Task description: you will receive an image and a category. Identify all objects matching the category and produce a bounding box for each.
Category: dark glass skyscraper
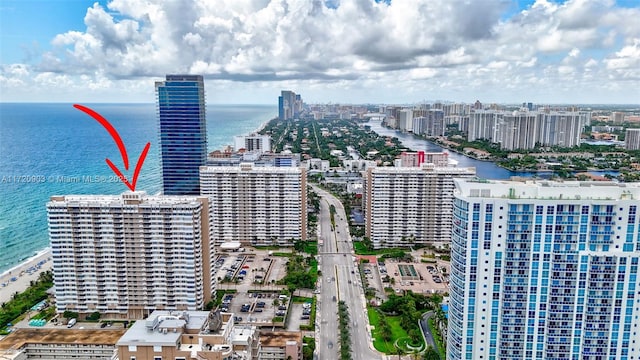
[156,75,207,195]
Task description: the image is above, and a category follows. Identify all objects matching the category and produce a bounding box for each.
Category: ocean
[0,103,276,274]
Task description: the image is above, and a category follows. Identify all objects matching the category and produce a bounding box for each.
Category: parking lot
[212,248,302,327]
[213,251,289,291]
[286,301,312,331]
[383,259,449,294]
[358,250,451,297]
[221,291,290,326]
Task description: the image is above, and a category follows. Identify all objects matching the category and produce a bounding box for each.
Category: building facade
[278,90,299,120]
[626,128,640,150]
[363,164,476,249]
[156,74,207,195]
[258,331,302,360]
[200,164,307,246]
[398,151,449,168]
[449,179,640,360]
[467,110,587,150]
[234,134,272,154]
[47,192,213,319]
[0,328,125,360]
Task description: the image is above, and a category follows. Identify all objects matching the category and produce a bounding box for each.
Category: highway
[312,185,382,360]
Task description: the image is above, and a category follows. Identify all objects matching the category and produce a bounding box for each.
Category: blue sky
[1,0,639,104]
[1,0,94,63]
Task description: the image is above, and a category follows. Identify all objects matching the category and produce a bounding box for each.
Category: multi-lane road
[312,185,382,360]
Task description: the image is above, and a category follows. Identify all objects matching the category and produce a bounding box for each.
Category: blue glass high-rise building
[156,75,207,195]
[449,178,640,360]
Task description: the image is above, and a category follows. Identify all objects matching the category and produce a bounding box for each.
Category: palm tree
[423,346,440,360]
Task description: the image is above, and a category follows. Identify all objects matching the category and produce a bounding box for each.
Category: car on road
[301,315,310,320]
[328,341,333,349]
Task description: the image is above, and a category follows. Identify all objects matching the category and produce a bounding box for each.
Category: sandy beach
[0,249,52,305]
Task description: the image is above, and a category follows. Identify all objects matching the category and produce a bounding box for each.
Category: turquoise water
[0,103,276,273]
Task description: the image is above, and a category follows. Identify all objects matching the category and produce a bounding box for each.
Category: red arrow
[73,104,150,192]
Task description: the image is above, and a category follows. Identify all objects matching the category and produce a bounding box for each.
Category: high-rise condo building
[278,90,298,120]
[200,164,307,246]
[398,151,449,168]
[47,192,213,319]
[626,128,640,150]
[234,133,272,153]
[449,179,640,360]
[363,164,476,249]
[156,74,207,195]
[467,110,588,150]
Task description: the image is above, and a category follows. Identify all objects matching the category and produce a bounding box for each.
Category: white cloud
[1,0,639,103]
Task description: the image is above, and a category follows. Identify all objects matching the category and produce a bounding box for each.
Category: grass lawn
[291,296,312,303]
[368,307,414,354]
[428,317,446,359]
[272,252,293,257]
[308,258,318,283]
[354,242,407,256]
[253,246,283,250]
[303,241,318,255]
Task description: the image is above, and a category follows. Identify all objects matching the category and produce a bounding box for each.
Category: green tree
[423,346,441,360]
[86,311,101,321]
[63,310,79,320]
[362,237,373,251]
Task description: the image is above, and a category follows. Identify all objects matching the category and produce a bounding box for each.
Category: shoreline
[254,117,275,134]
[0,248,52,305]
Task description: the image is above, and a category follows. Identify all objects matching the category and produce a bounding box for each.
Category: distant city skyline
[1,0,639,104]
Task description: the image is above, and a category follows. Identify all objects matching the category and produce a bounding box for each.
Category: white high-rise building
[467,110,587,150]
[234,134,271,153]
[47,192,213,319]
[468,110,501,142]
[200,164,307,246]
[626,128,640,150]
[363,164,476,249]
[449,179,640,360]
[398,109,414,132]
[498,111,539,150]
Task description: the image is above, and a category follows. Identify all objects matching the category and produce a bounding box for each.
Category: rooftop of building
[200,163,304,174]
[454,178,640,200]
[0,328,126,350]
[48,191,205,207]
[370,163,476,174]
[117,310,229,347]
[229,325,258,346]
[258,331,301,348]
